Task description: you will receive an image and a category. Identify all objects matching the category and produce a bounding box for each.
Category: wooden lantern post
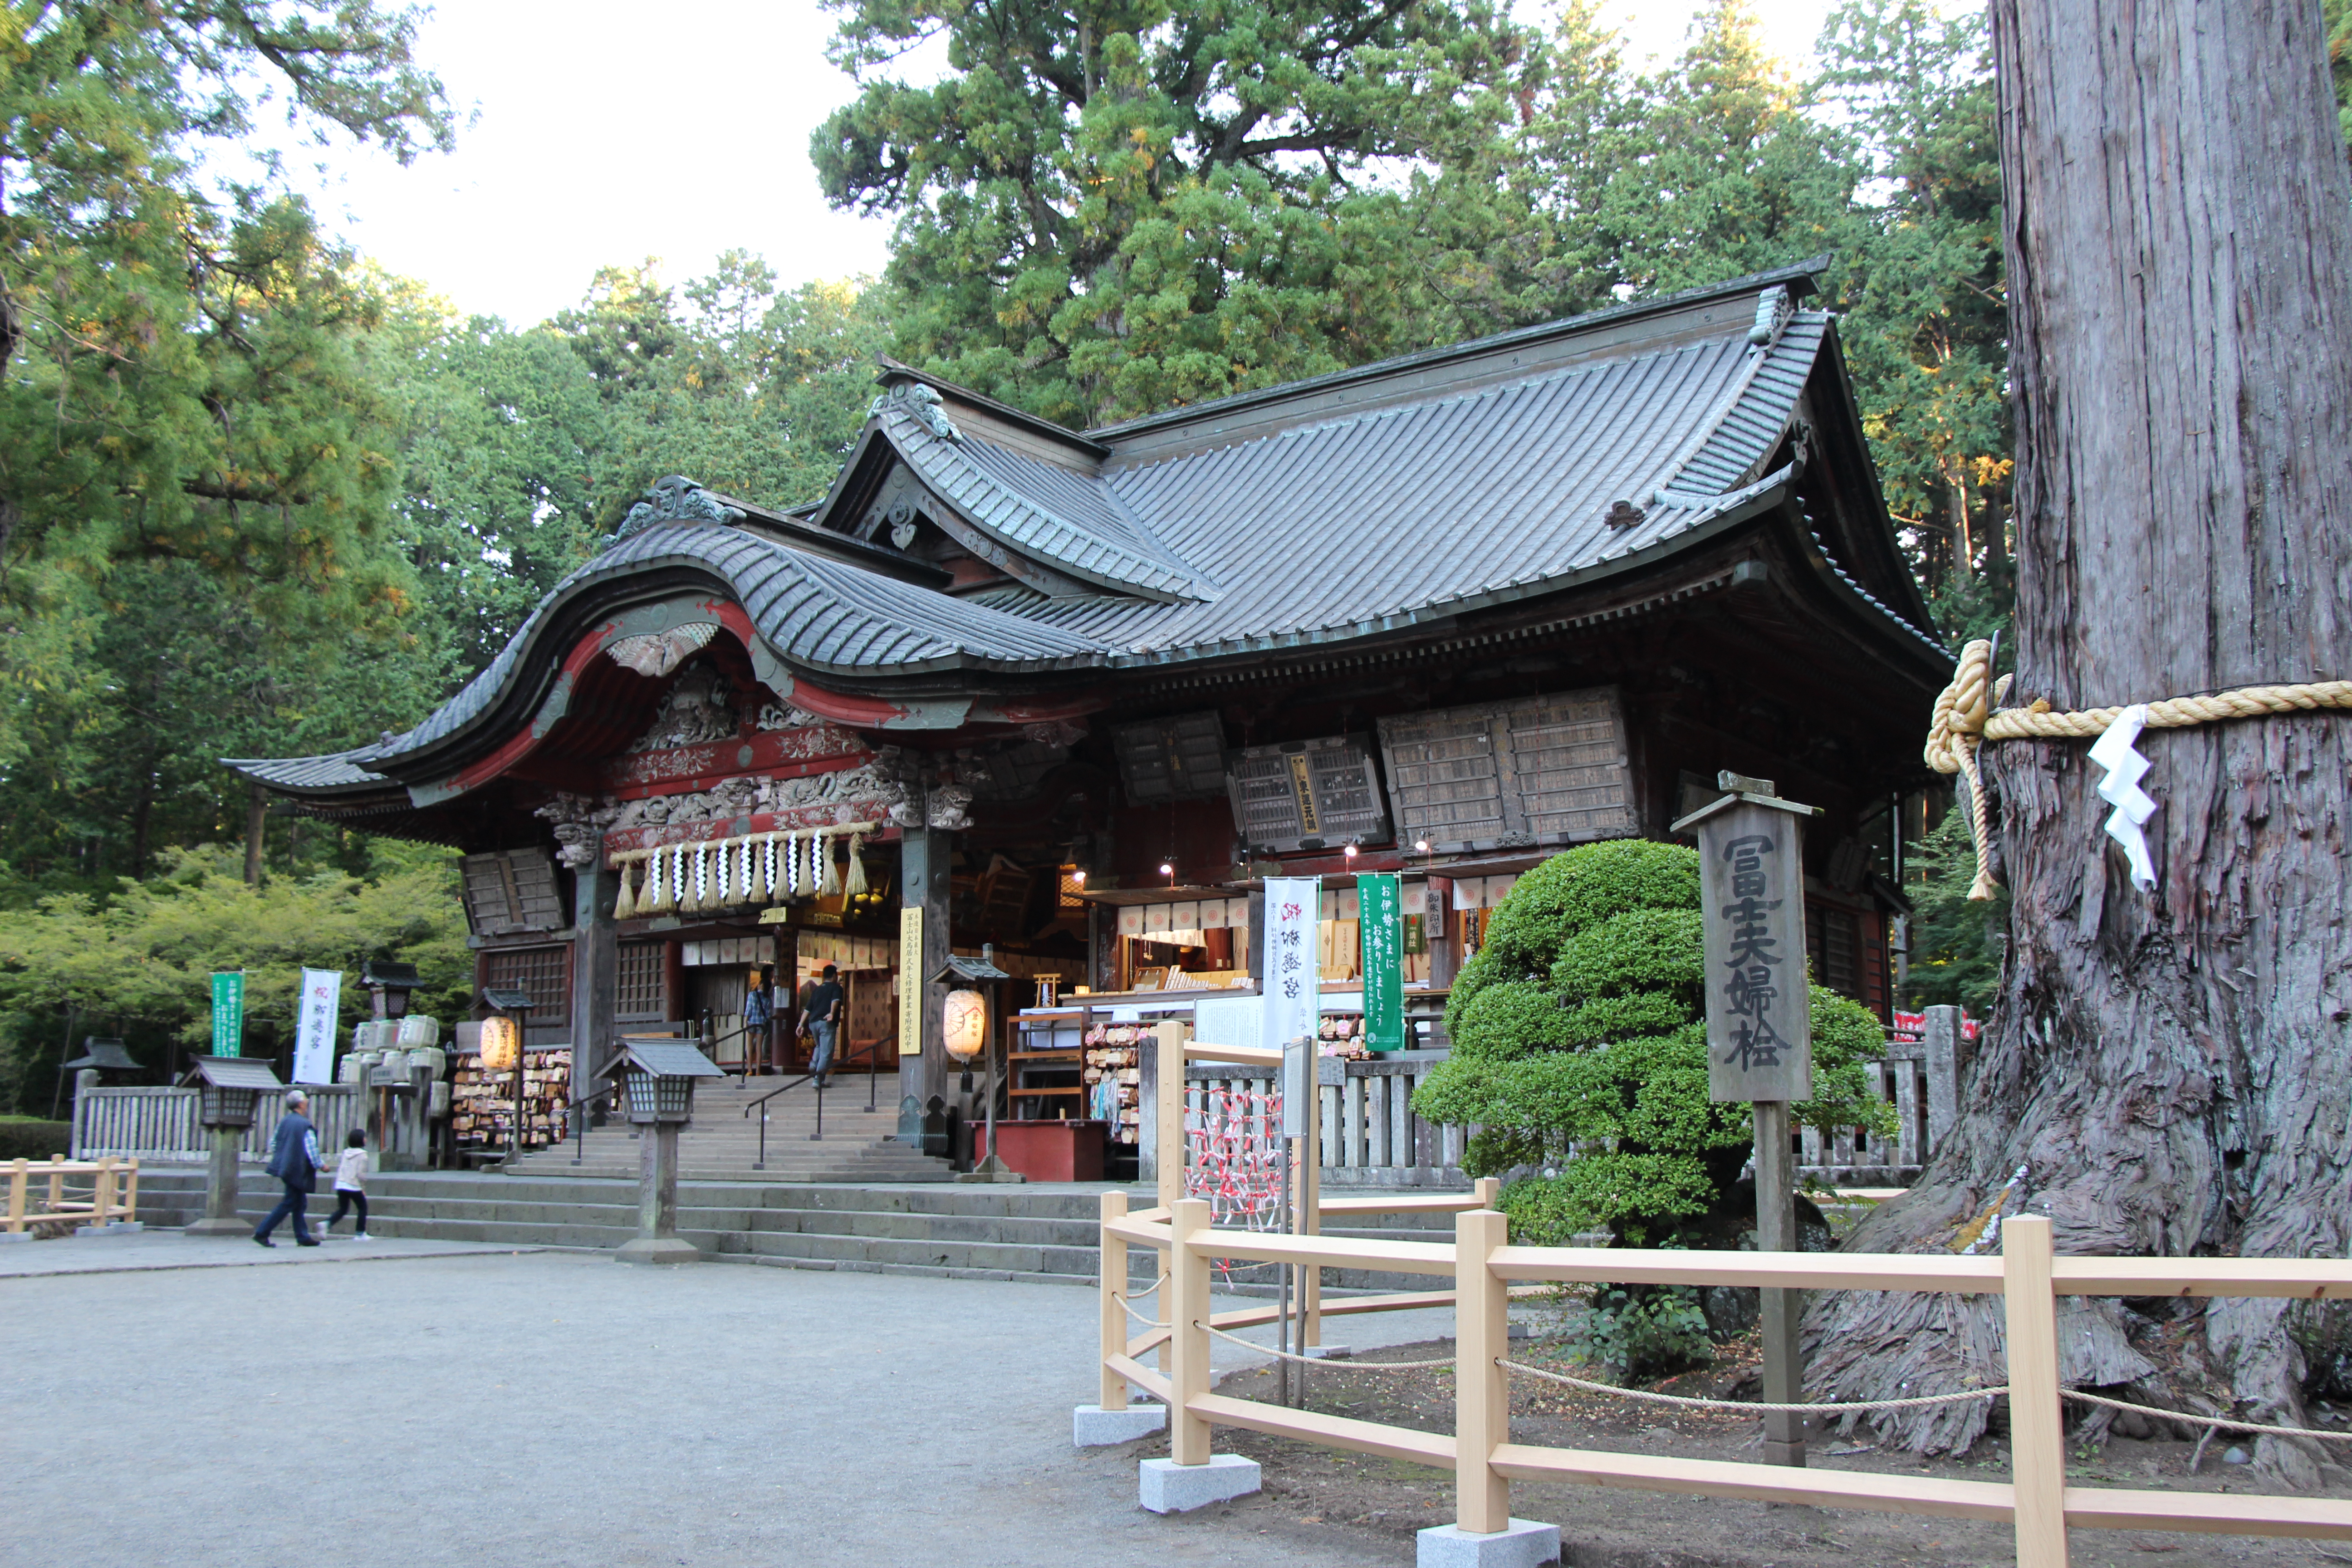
[1673,772,1817,1468]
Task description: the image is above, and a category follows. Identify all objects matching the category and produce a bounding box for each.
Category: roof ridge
[1083,254,1833,444]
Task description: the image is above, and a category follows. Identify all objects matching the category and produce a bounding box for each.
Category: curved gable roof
[874,400,1211,602]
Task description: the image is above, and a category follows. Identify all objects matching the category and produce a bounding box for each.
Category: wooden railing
[1095,1200,2352,1563]
[5,1156,139,1234]
[74,1084,365,1163]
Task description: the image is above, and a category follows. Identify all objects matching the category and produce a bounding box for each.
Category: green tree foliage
[812,0,1555,427]
[0,2,452,687]
[0,843,470,1111]
[548,256,893,532]
[1814,0,2009,635]
[1898,805,2003,1016]
[1412,842,1892,1244]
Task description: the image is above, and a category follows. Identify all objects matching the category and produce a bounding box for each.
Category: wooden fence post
[1170,1196,1213,1465]
[1156,1021,1186,1212]
[1475,1175,1500,1209]
[1100,1189,1130,1411]
[93,1157,115,1227]
[2003,1214,2068,1567]
[121,1158,138,1226]
[1455,1207,1511,1533]
[5,1158,25,1234]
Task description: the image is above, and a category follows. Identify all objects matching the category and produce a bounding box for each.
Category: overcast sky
[271,0,1842,328]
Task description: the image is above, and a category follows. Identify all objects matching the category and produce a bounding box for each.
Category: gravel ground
[0,1243,1449,1568]
[1190,1336,2352,1568]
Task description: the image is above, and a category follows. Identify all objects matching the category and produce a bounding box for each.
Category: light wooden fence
[5,1156,139,1233]
[73,1084,364,1163]
[1096,1201,2352,1565]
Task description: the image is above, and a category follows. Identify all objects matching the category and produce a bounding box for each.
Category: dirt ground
[1139,1333,2352,1568]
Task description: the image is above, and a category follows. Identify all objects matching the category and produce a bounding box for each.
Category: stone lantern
[178,1055,284,1236]
[601,1040,722,1264]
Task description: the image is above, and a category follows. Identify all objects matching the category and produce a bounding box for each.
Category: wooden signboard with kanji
[1681,791,1816,1103]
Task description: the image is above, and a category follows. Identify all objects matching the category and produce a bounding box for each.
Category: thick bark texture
[1807,0,2352,1486]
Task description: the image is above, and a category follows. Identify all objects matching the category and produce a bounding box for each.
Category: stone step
[118,1168,1460,1291]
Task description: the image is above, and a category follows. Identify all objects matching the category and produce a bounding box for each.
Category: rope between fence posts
[1497,1358,2007,1415]
[2060,1389,2352,1442]
[1197,1320,1457,1371]
[1122,1295,1169,1329]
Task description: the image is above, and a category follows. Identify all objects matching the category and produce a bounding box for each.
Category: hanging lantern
[943,989,989,1062]
[479,1014,522,1073]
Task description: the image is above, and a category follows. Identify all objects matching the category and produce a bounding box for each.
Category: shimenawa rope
[1922,639,2352,899]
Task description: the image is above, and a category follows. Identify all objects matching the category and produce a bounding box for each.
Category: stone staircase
[121,1165,1465,1290]
[508,1072,953,1183]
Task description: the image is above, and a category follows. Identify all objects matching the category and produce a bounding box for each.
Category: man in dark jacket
[254,1090,322,1247]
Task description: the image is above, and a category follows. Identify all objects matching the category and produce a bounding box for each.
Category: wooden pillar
[900,824,954,1110]
[1754,1098,1807,1466]
[1169,1196,1213,1465]
[1455,1207,1511,1532]
[2003,1215,2067,1566]
[571,862,618,1115]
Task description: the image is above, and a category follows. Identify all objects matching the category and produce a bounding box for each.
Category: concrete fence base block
[0,1231,31,1244]
[1138,1455,1261,1514]
[1074,1403,1166,1447]
[74,1221,144,1237]
[1416,1519,1562,1568]
[614,1236,701,1266]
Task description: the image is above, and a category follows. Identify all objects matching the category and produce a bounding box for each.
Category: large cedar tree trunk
[1807,0,2352,1486]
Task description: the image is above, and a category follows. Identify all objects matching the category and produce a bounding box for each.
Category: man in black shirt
[804,964,845,1088]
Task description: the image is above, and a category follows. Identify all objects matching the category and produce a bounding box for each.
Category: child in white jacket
[320,1128,371,1240]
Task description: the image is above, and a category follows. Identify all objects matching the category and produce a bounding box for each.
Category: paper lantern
[943,989,988,1061]
[479,1014,521,1073]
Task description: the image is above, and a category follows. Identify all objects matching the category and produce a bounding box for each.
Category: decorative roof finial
[870,380,962,443]
[610,476,745,546]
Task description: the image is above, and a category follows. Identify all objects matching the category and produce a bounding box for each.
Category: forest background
[0,0,2304,1110]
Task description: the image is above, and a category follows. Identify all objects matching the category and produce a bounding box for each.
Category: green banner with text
[1357,872,1405,1052]
[210,971,245,1058]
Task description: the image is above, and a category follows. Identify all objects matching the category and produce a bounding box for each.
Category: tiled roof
[881,404,1209,601]
[234,265,1945,798]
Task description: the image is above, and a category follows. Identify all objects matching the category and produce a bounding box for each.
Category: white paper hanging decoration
[761,833,778,900]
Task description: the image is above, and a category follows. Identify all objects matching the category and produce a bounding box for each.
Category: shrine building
[229,258,1948,1171]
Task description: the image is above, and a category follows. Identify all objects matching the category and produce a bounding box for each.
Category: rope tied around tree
[1922,638,2352,899]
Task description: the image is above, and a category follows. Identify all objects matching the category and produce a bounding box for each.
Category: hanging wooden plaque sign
[1377,688,1635,853]
[1675,789,1817,1102]
[1225,734,1389,853]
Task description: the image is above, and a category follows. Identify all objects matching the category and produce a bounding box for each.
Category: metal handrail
[740,1038,883,1168]
[567,1082,619,1166]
